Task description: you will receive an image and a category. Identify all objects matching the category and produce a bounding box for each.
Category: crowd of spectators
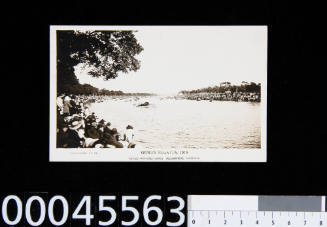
[56,94,136,148]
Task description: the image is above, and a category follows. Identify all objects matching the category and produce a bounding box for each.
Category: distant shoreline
[82,94,261,103]
[176,92,260,102]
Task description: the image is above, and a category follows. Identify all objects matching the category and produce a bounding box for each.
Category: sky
[75,26,267,95]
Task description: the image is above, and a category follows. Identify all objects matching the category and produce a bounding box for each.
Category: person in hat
[98,119,106,128]
[57,122,69,148]
[71,115,82,123]
[85,113,96,133]
[69,96,78,115]
[86,113,96,123]
[66,120,84,148]
[91,125,109,148]
[57,121,81,148]
[86,121,101,139]
[56,95,64,112]
[63,96,72,116]
[97,124,105,140]
[100,128,124,148]
[103,122,113,134]
[111,128,120,141]
[124,125,136,148]
[84,106,90,117]
[57,110,66,129]
[69,120,83,131]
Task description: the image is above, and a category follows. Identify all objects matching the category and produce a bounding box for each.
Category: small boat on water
[137,101,150,107]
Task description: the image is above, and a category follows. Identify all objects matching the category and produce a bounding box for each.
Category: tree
[180,82,261,94]
[57,30,144,94]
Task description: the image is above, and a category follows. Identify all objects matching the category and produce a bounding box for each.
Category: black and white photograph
[3,2,327,227]
[50,26,267,162]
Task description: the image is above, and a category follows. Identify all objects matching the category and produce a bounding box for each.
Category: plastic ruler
[187,195,327,227]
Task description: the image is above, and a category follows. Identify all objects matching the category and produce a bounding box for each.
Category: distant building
[220,82,231,87]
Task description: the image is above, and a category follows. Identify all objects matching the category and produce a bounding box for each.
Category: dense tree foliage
[57,30,143,94]
[180,82,261,94]
[65,83,152,96]
[65,83,153,96]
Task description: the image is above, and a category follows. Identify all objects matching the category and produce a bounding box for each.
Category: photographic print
[50,26,267,162]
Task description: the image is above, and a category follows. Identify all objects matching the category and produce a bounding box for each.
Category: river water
[88,96,261,149]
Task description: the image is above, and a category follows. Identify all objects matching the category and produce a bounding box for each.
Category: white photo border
[49,25,267,162]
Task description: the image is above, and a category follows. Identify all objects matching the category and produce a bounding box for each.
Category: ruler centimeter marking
[188,195,327,226]
[188,210,327,226]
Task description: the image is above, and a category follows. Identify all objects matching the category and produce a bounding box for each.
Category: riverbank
[56,94,137,148]
[178,91,260,102]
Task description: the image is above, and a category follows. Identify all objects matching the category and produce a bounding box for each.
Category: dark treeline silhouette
[180,82,261,94]
[60,83,153,96]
